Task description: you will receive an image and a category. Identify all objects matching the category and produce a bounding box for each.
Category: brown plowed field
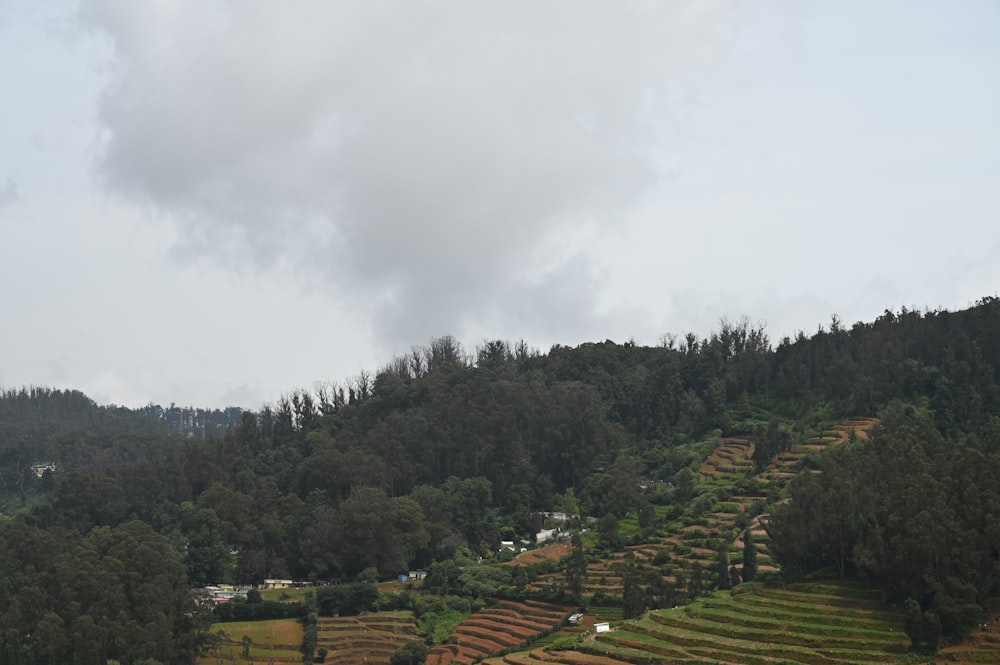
[426,601,572,665]
[507,540,572,566]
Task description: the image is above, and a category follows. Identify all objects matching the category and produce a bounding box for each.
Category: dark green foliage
[214,599,303,621]
[390,640,429,665]
[300,592,318,665]
[315,583,379,616]
[768,412,999,641]
[729,564,742,588]
[565,533,587,599]
[715,543,731,590]
[742,529,757,583]
[751,417,791,470]
[597,513,621,551]
[423,558,464,596]
[620,556,646,619]
[903,597,923,649]
[903,597,944,651]
[0,518,205,664]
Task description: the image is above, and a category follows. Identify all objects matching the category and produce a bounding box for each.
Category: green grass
[200,618,303,665]
[211,618,303,646]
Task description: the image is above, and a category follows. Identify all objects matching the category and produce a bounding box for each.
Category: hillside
[0,297,999,663]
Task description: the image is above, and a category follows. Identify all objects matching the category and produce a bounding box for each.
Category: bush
[315,583,378,616]
[214,599,303,621]
[389,640,428,665]
[548,637,578,651]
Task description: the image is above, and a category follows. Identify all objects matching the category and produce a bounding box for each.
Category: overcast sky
[2,1,998,409]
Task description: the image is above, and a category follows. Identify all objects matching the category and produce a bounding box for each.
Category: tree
[315,583,378,617]
[597,513,621,551]
[390,640,428,665]
[180,505,231,585]
[715,543,731,590]
[729,565,742,588]
[742,529,757,583]
[688,561,705,599]
[600,455,643,518]
[903,598,923,650]
[620,557,646,619]
[565,533,587,599]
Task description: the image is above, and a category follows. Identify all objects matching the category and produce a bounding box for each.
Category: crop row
[426,601,571,664]
[583,582,909,665]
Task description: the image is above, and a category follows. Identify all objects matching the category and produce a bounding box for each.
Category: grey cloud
[80,1,739,346]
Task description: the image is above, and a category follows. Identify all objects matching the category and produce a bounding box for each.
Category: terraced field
[525,419,883,607]
[934,613,1000,663]
[425,599,571,664]
[318,611,419,665]
[509,540,572,566]
[464,417,894,665]
[199,618,303,664]
[565,581,911,665]
[760,417,878,482]
[698,435,754,484]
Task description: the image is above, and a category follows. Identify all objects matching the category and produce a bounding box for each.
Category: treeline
[135,403,245,440]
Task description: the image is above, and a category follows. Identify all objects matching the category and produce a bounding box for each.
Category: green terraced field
[586,581,910,665]
[488,580,920,665]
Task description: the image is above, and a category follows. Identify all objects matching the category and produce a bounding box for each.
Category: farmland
[425,599,572,664]
[485,581,914,665]
[199,619,303,665]
[318,610,419,665]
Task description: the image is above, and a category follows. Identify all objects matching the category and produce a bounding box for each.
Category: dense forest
[1,297,999,663]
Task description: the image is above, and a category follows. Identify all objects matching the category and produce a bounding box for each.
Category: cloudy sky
[2,1,998,409]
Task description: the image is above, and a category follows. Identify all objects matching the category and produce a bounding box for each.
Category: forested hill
[0,296,999,662]
[0,388,242,500]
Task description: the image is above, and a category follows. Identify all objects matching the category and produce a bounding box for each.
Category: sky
[1,1,998,409]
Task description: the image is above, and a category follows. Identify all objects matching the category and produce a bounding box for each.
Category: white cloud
[3,0,999,408]
[79,0,741,347]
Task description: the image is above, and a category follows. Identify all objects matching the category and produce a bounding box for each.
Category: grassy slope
[199,618,304,665]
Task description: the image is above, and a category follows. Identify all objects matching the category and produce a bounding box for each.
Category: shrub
[315,583,378,616]
[548,637,578,651]
[214,599,303,622]
[389,640,428,665]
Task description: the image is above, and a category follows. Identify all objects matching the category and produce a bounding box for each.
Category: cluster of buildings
[200,585,250,605]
